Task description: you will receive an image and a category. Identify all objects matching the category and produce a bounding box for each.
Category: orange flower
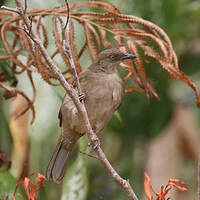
[13,172,45,200]
[144,172,187,200]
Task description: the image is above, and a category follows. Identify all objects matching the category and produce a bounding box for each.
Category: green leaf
[0,171,24,200]
[61,137,89,200]
[114,111,123,125]
[0,62,13,82]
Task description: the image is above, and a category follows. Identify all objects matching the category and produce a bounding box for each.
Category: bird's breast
[84,73,124,104]
[83,72,124,132]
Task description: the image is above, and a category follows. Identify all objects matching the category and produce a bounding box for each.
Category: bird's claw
[79,93,85,103]
[88,135,100,150]
[91,136,100,150]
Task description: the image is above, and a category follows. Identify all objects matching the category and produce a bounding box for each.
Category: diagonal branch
[63,1,138,199]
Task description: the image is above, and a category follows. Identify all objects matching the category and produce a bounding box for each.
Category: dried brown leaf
[84,22,100,61]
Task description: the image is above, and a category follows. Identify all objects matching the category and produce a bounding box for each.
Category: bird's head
[91,48,136,73]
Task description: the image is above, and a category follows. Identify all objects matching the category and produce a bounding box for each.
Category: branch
[64,18,83,97]
[63,1,138,199]
[0,6,20,14]
[2,1,139,199]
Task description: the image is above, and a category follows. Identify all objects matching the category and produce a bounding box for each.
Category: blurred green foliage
[0,171,25,200]
[61,137,89,200]
[0,0,200,199]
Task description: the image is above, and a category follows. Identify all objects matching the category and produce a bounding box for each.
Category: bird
[46,48,136,183]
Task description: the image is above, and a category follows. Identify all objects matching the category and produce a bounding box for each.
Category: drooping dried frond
[0,83,35,124]
[1,1,200,123]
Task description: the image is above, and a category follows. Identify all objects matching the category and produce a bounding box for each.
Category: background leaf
[0,171,25,200]
[61,137,89,200]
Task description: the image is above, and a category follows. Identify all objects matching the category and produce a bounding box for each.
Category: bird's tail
[45,135,78,184]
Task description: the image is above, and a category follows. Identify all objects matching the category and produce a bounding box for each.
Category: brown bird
[46,48,136,183]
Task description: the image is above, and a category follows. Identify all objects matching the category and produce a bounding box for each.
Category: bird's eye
[109,55,115,60]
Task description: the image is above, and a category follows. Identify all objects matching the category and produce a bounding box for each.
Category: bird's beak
[120,53,136,60]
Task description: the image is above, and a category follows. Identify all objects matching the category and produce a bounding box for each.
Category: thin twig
[64,0,70,30]
[63,2,83,98]
[24,0,27,14]
[0,5,20,14]
[64,19,83,97]
[79,150,99,160]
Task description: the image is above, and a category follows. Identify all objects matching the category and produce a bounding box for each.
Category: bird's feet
[79,93,85,103]
[89,134,100,150]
